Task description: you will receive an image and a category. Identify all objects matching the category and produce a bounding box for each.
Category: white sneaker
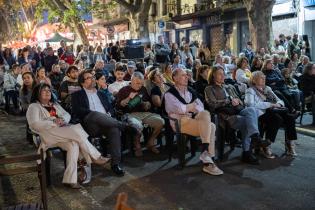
[199,151,214,164]
[263,146,275,159]
[203,164,224,176]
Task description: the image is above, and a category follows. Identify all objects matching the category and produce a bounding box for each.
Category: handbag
[216,104,244,115]
[267,107,288,114]
[78,159,92,184]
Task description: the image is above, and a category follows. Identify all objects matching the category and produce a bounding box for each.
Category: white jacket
[245,86,284,116]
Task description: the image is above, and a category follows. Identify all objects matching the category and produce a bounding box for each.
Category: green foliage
[92,0,117,20]
[34,0,119,26]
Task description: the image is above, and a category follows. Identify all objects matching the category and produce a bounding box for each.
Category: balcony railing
[166,0,242,17]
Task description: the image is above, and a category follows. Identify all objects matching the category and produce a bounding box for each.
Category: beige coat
[26,102,101,184]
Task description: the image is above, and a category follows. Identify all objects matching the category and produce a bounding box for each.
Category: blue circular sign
[107,26,115,34]
[158,20,165,28]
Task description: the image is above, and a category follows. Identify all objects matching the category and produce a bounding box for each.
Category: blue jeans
[230,107,259,151]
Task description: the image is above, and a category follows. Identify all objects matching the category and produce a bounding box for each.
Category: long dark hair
[21,72,36,96]
[30,83,55,103]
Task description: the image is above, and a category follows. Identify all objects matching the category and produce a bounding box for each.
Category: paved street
[0,113,315,210]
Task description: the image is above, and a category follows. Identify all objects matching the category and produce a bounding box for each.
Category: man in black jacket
[71,70,138,176]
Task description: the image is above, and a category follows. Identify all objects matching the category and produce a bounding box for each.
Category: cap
[127,61,136,68]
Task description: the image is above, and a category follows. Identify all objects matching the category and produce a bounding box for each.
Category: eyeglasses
[84,76,96,81]
[42,88,51,92]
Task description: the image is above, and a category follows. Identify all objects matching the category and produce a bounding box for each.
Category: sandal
[146,145,160,154]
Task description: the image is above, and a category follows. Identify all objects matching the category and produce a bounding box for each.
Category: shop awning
[45,32,73,42]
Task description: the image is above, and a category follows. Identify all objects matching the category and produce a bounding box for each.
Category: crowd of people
[0,32,314,189]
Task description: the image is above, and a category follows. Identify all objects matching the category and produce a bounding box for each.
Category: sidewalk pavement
[1,113,315,210]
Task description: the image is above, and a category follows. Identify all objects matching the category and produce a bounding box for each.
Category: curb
[296,126,315,137]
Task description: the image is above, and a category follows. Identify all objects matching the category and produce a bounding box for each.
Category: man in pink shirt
[164,68,223,176]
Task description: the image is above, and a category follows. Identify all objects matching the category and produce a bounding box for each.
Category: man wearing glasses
[71,70,139,176]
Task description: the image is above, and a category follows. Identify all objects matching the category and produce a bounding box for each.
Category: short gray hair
[131,71,144,80]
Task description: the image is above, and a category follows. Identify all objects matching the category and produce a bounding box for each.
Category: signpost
[106,26,115,34]
[158,20,165,28]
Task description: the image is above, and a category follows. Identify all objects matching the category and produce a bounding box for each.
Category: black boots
[242,151,260,165]
[250,133,271,149]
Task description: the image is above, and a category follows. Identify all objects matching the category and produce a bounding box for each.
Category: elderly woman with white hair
[245,71,298,158]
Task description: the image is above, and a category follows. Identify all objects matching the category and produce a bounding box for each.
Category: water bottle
[127,94,142,109]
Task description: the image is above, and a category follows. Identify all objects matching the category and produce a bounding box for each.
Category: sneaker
[203,164,223,176]
[199,151,214,164]
[262,146,275,159]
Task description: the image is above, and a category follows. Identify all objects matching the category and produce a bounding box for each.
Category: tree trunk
[72,19,89,45]
[115,0,151,41]
[243,0,276,51]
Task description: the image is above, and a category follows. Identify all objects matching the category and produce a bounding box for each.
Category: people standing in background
[57,40,66,58]
[44,47,59,73]
[242,41,255,66]
[155,35,171,64]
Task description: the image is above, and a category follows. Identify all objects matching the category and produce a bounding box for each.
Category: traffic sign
[158,20,165,28]
[106,26,115,34]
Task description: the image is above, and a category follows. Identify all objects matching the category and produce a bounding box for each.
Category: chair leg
[177,134,187,169]
[45,155,51,186]
[217,126,225,161]
[62,151,67,169]
[300,112,304,125]
[166,132,174,162]
[190,137,197,157]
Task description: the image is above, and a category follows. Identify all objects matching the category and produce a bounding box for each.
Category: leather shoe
[64,183,82,189]
[242,151,260,165]
[111,164,125,177]
[251,134,271,149]
[93,156,111,165]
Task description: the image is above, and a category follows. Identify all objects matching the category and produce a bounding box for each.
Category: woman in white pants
[26,83,109,188]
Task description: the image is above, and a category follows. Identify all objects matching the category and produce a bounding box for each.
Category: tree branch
[51,0,68,11]
[114,0,137,13]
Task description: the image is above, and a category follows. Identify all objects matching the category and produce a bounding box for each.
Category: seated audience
[148,69,170,114]
[108,65,129,96]
[299,63,315,125]
[172,54,186,70]
[49,64,64,91]
[116,72,165,157]
[20,72,36,113]
[194,65,210,102]
[250,56,263,72]
[59,65,81,112]
[245,71,297,157]
[27,83,110,189]
[282,68,302,110]
[162,63,174,85]
[3,64,21,113]
[205,65,270,165]
[262,59,299,114]
[71,70,138,176]
[95,72,114,104]
[235,57,252,89]
[35,67,51,86]
[124,61,136,81]
[164,68,223,175]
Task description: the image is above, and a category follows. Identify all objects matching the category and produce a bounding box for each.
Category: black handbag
[267,107,289,114]
[216,104,244,115]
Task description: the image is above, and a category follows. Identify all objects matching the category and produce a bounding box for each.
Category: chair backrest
[0,149,48,210]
